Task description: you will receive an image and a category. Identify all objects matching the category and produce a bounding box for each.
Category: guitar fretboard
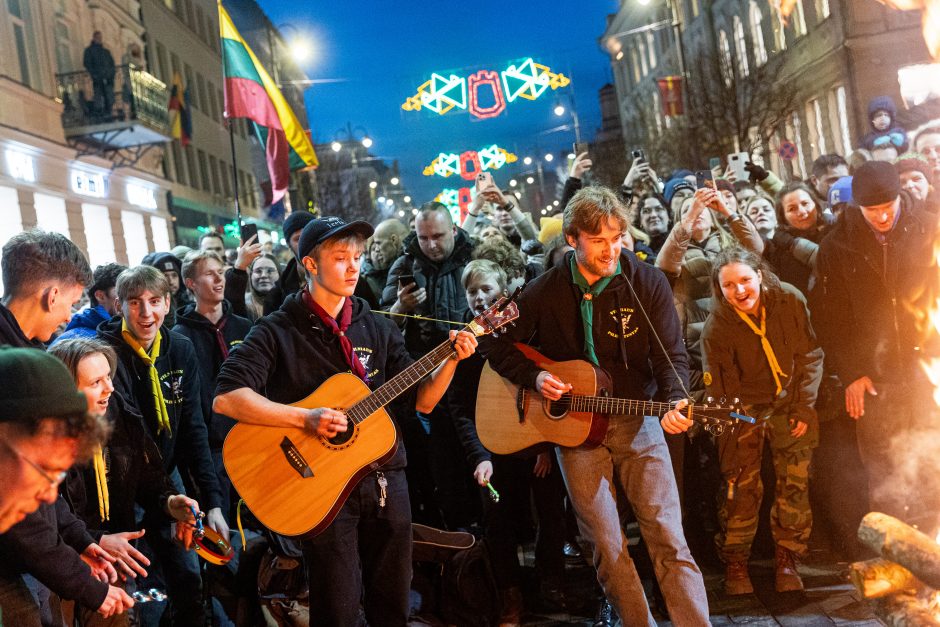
[565,395,678,416]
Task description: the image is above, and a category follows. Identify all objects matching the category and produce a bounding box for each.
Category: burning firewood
[858,513,940,590]
[874,592,940,626]
[849,558,922,599]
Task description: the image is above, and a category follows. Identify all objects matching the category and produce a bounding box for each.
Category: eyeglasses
[0,438,67,489]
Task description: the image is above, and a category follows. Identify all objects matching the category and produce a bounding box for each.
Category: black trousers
[302,469,412,627]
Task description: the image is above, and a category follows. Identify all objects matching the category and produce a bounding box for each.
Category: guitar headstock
[692,397,757,435]
[467,297,520,337]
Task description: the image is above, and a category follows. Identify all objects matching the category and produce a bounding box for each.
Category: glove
[744,161,769,183]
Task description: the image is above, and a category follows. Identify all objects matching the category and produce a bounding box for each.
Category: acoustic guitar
[222,298,519,538]
[475,343,753,455]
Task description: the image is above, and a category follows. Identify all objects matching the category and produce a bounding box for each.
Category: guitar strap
[618,262,694,403]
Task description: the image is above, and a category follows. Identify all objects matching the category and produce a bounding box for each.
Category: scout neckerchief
[735,304,787,395]
[570,255,621,366]
[121,318,172,434]
[302,291,368,382]
[92,445,109,521]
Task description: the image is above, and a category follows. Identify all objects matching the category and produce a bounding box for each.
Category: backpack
[411,523,500,627]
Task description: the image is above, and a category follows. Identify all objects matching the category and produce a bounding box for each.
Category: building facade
[601,0,933,178]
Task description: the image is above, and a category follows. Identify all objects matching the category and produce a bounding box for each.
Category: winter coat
[485,249,689,405]
[763,213,835,295]
[172,302,252,449]
[702,283,824,451]
[215,293,418,470]
[263,257,303,316]
[62,392,177,537]
[82,41,115,81]
[809,196,936,386]
[97,317,223,511]
[381,229,474,358]
[860,96,908,152]
[655,215,763,390]
[52,305,111,345]
[0,303,44,348]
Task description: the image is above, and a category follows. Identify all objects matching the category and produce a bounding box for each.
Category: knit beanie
[894,153,932,179]
[283,211,316,244]
[852,161,901,207]
[0,348,87,423]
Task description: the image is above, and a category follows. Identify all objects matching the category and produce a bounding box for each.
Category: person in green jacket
[697,248,822,596]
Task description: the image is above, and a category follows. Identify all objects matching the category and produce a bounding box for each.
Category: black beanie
[852,161,901,207]
[0,348,87,423]
[283,211,315,244]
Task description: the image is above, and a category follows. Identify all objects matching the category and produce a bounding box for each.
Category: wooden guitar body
[222,372,397,538]
[475,344,611,455]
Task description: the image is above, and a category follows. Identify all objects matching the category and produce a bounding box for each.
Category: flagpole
[219,1,243,231]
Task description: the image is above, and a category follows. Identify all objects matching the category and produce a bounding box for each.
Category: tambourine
[190,506,234,565]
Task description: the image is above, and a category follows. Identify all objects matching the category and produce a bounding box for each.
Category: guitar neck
[568,395,676,416]
[345,328,464,425]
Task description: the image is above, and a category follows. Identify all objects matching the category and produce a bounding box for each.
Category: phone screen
[573,142,590,157]
[398,274,416,289]
[241,222,258,244]
[695,170,715,190]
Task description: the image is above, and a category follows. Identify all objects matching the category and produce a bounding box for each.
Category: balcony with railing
[56,64,172,165]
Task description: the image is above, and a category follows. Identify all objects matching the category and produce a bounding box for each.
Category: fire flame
[774,1,940,61]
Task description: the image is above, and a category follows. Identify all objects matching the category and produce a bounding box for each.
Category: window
[196,73,207,117]
[773,4,787,51]
[33,194,70,236]
[193,5,206,41]
[833,85,852,156]
[209,155,221,194]
[718,30,733,86]
[155,42,169,83]
[184,65,198,111]
[793,0,808,37]
[749,2,768,66]
[185,145,198,189]
[807,98,827,156]
[207,81,219,122]
[220,160,231,197]
[81,204,116,267]
[631,48,641,84]
[791,112,807,178]
[170,141,186,184]
[150,216,171,252]
[8,0,34,87]
[733,16,749,78]
[121,211,149,265]
[184,0,196,31]
[646,31,656,70]
[197,149,210,191]
[652,92,663,135]
[690,0,699,18]
[816,0,830,20]
[162,0,174,9]
[54,19,73,73]
[637,39,649,77]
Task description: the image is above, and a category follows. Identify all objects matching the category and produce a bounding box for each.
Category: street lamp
[330,141,342,152]
[509,179,517,187]
[369,181,378,189]
[544,153,554,162]
[390,176,399,186]
[403,195,411,203]
[361,136,373,148]
[552,93,582,144]
[523,156,533,165]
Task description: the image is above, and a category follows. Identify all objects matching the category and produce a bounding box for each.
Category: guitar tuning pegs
[705,396,715,406]
[732,397,741,407]
[719,396,726,405]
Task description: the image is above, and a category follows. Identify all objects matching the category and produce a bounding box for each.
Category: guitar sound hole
[545,396,572,421]
[328,428,354,446]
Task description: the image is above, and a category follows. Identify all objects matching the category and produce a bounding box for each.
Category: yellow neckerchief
[92,445,109,521]
[121,319,172,435]
[735,304,788,395]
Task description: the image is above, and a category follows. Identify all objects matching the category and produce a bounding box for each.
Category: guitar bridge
[516,387,526,423]
[280,436,314,479]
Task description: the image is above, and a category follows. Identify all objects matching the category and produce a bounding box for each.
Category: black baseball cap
[0,348,87,423]
[297,216,374,260]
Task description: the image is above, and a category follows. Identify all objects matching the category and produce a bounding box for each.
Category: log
[858,512,940,590]
[849,558,921,599]
[873,592,940,627]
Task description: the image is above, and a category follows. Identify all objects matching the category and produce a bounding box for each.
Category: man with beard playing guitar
[485,186,710,626]
[213,216,477,627]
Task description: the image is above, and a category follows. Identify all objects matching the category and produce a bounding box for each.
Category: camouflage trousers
[716,421,813,562]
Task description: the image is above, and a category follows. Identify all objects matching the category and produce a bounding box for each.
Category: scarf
[92,445,109,522]
[569,256,620,366]
[735,305,788,396]
[121,319,172,435]
[302,291,368,381]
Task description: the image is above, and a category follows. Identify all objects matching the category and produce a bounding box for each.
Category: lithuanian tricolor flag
[218,2,317,205]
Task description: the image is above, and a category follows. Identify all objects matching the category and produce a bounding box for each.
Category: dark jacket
[62,392,176,537]
[52,305,111,344]
[763,213,835,295]
[809,198,936,386]
[172,302,252,449]
[860,96,908,152]
[486,250,689,405]
[360,260,390,310]
[82,41,115,80]
[97,317,223,511]
[0,497,107,609]
[224,268,250,319]
[381,229,473,358]
[0,306,108,609]
[263,257,303,316]
[702,283,824,448]
[216,293,417,469]
[447,345,491,470]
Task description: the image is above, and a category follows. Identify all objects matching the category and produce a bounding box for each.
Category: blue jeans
[556,416,709,627]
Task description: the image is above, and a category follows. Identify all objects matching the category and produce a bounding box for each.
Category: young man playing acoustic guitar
[214,216,478,627]
[486,187,710,626]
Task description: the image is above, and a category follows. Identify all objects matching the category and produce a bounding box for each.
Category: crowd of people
[1,94,940,627]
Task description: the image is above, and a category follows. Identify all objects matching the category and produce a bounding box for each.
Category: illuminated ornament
[423,145,518,178]
[434,186,479,224]
[468,70,506,120]
[402,73,467,115]
[501,57,569,102]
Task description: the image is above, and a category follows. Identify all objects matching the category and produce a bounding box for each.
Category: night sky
[257,0,620,202]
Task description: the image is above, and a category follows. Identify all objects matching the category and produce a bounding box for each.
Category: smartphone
[475,171,494,190]
[573,141,590,158]
[727,151,750,180]
[631,148,646,162]
[708,157,721,171]
[398,274,416,289]
[695,170,715,190]
[240,222,258,244]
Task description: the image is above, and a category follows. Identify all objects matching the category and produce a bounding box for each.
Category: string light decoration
[423,144,518,179]
[434,186,478,224]
[402,57,570,121]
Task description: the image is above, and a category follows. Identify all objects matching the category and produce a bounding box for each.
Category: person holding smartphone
[464,172,537,245]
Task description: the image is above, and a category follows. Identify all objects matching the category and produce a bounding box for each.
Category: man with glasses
[0,347,132,623]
